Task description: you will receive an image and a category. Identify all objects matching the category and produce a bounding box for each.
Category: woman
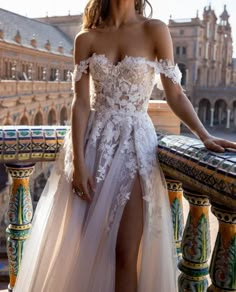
[14,0,236,291]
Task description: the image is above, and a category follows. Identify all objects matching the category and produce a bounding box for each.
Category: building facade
[36,14,82,42]
[0,8,75,126]
[169,5,236,129]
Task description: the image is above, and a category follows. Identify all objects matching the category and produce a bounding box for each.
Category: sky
[1,0,236,56]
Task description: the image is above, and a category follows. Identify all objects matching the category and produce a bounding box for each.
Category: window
[176,46,180,55]
[199,47,202,57]
[4,61,9,79]
[50,68,57,81]
[180,29,184,35]
[182,47,187,55]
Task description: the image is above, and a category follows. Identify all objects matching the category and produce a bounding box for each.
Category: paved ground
[181,125,236,141]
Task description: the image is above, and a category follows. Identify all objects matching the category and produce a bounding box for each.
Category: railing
[0,126,235,292]
[194,86,236,98]
[0,81,71,98]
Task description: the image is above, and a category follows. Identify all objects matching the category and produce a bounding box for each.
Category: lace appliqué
[71,59,90,90]
[68,54,178,235]
[155,59,182,90]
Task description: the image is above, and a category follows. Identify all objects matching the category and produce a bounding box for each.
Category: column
[166,179,184,260]
[210,108,214,127]
[226,108,231,129]
[208,205,236,292]
[178,190,211,292]
[5,164,34,291]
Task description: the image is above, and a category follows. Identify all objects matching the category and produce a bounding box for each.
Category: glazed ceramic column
[208,205,236,292]
[178,190,211,292]
[166,178,184,260]
[5,164,34,292]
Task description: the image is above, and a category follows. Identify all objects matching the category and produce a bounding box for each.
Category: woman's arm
[71,31,95,201]
[149,20,236,152]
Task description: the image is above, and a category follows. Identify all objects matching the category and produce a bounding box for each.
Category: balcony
[0,108,235,291]
[0,80,72,99]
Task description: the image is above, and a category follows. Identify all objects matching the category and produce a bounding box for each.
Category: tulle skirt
[14,110,177,292]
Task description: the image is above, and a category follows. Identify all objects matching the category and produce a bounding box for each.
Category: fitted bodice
[72,53,182,114]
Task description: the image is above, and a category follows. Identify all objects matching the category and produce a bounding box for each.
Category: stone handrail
[0,81,71,98]
[0,126,235,292]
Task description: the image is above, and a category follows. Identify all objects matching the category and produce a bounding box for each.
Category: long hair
[82,0,153,29]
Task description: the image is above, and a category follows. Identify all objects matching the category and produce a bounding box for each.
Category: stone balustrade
[159,135,236,292]
[0,80,71,98]
[0,126,235,292]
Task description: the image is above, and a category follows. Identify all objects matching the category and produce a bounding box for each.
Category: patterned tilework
[0,126,69,163]
[1,128,235,207]
[158,135,236,208]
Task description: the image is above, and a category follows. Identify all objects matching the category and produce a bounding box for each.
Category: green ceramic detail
[178,274,208,292]
[19,131,30,137]
[210,234,236,290]
[57,130,67,136]
[32,130,43,135]
[6,131,16,137]
[182,214,210,263]
[45,130,54,136]
[8,184,33,225]
[171,198,184,242]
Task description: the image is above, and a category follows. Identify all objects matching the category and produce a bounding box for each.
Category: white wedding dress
[14,53,182,292]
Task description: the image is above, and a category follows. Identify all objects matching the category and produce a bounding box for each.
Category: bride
[13,0,236,291]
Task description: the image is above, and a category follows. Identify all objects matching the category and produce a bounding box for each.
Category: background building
[169,5,236,129]
[0,9,78,267]
[0,8,74,126]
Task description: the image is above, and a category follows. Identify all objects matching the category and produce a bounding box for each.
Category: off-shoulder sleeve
[155,59,182,90]
[71,58,90,91]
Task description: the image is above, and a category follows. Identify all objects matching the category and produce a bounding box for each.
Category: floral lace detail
[71,53,182,112]
[69,53,180,233]
[157,59,182,85]
[88,54,156,113]
[71,58,90,90]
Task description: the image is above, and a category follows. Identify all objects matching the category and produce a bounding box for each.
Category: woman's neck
[107,0,138,28]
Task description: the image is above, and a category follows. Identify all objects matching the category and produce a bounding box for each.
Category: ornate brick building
[169,5,236,129]
[0,8,74,126]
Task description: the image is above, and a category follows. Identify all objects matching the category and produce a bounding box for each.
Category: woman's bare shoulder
[144,18,169,35]
[74,29,96,60]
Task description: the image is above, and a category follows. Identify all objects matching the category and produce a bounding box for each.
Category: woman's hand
[72,164,95,202]
[202,134,236,153]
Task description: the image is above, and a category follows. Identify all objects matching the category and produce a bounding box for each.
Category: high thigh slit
[115,174,143,292]
[13,54,182,292]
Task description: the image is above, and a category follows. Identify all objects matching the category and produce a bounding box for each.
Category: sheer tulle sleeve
[155,59,182,90]
[71,58,90,91]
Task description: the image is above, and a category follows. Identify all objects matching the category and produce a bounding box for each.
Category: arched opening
[4,119,12,125]
[214,99,227,127]
[178,63,187,86]
[34,112,43,126]
[198,99,211,125]
[60,107,68,125]
[19,115,29,125]
[48,109,57,125]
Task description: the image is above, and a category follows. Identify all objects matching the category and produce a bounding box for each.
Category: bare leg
[115,175,143,292]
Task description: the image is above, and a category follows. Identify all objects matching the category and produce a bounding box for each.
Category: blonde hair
[82,0,153,29]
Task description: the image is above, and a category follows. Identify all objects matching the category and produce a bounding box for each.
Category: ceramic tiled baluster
[5,164,34,291]
[167,179,184,260]
[178,190,211,292]
[208,205,236,292]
